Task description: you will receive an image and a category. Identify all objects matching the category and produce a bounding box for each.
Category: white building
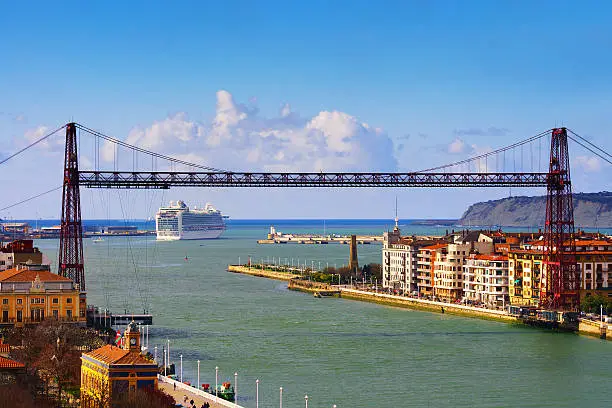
[463,254,509,307]
[432,231,495,302]
[382,223,436,295]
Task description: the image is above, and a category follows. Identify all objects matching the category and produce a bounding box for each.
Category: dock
[258,225,382,245]
[86,306,153,328]
[158,375,242,408]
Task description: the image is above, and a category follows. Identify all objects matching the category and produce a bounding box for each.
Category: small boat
[313,292,322,298]
[92,237,105,243]
[202,382,235,402]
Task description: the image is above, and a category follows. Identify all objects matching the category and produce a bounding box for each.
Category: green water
[35,223,611,408]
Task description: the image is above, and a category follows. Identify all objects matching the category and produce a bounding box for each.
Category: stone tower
[349,235,359,273]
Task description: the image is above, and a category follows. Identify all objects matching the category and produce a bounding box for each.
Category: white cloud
[110,90,397,172]
[23,125,64,153]
[448,138,465,154]
[574,155,601,172]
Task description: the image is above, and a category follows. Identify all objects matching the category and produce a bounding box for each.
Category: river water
[35,220,611,408]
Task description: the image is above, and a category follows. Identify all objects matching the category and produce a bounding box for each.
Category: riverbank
[227,264,610,339]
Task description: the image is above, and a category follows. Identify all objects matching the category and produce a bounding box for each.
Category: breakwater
[227,265,299,281]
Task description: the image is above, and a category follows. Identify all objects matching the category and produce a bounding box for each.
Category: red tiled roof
[0,355,25,369]
[471,254,508,261]
[421,243,447,251]
[84,345,155,366]
[0,268,72,283]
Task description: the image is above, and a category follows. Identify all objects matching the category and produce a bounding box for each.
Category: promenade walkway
[158,375,243,408]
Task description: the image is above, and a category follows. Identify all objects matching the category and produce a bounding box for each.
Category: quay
[86,306,153,327]
[227,264,300,281]
[158,375,242,408]
[258,225,383,245]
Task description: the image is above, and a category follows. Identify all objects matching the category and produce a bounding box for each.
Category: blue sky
[0,1,610,220]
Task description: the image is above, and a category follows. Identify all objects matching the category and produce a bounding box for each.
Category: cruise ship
[155,200,226,240]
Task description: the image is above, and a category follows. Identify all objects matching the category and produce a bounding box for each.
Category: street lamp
[167,339,170,368]
[197,360,200,390]
[215,366,219,400]
[280,386,283,408]
[154,346,157,364]
[180,354,183,383]
[305,394,308,408]
[234,372,238,403]
[256,379,260,408]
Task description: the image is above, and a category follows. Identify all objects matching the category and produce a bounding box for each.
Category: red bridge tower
[59,123,86,291]
[541,128,579,310]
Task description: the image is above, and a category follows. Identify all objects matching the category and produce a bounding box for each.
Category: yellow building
[508,250,543,307]
[0,264,85,326]
[80,321,158,407]
[509,238,612,307]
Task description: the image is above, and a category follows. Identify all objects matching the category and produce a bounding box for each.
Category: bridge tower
[541,127,578,310]
[59,123,85,291]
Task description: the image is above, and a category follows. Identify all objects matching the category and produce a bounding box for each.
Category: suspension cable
[567,135,612,165]
[75,123,226,172]
[418,129,551,172]
[0,186,63,212]
[567,129,612,160]
[0,125,66,166]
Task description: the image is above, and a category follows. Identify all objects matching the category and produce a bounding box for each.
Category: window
[67,298,73,304]
[53,310,59,319]
[2,311,7,323]
[52,298,58,304]
[16,310,22,323]
[1,299,7,305]
[16,298,22,305]
[66,310,72,319]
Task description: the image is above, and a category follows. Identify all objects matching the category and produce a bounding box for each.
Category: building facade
[416,244,446,298]
[81,321,158,407]
[508,237,612,307]
[0,264,85,326]
[382,226,436,295]
[432,232,495,302]
[463,254,509,307]
[0,240,43,272]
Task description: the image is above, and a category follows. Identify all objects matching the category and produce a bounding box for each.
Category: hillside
[459,192,612,228]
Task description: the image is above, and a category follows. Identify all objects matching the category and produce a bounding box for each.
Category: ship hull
[156,227,225,241]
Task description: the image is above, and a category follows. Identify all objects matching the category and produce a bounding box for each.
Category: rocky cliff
[459,192,612,227]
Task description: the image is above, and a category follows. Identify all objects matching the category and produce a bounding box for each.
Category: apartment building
[432,231,495,302]
[463,254,509,307]
[509,237,612,307]
[382,225,437,294]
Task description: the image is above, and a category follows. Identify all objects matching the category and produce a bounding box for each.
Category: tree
[362,263,382,282]
[4,320,105,405]
[581,294,612,315]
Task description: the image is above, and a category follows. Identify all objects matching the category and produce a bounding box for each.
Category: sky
[0,1,611,220]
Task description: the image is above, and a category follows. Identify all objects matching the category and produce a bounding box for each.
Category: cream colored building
[463,254,509,307]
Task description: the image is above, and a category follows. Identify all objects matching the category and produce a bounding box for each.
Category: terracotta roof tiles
[84,344,155,366]
[0,355,25,369]
[0,268,72,283]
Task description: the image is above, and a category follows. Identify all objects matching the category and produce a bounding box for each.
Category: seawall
[578,318,608,339]
[288,279,340,295]
[339,288,516,323]
[227,265,299,281]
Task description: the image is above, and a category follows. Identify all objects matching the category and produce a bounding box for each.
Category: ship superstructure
[155,200,226,240]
